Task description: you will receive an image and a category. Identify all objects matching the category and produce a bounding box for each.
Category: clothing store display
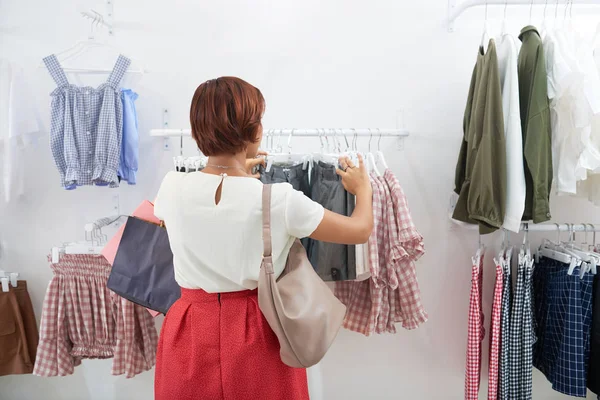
[0,59,43,204]
[487,259,504,400]
[108,216,179,314]
[309,161,356,281]
[0,281,38,376]
[43,54,130,189]
[496,34,526,232]
[453,39,507,234]
[258,184,345,368]
[34,254,157,378]
[154,171,324,293]
[464,250,484,400]
[118,89,139,185]
[533,256,594,398]
[335,171,426,335]
[518,26,552,222]
[498,250,513,400]
[155,288,309,400]
[259,164,311,248]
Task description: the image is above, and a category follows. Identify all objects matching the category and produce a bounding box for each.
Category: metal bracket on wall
[162,109,170,151]
[396,109,406,150]
[106,0,114,35]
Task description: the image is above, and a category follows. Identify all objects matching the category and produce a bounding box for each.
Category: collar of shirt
[519,25,540,41]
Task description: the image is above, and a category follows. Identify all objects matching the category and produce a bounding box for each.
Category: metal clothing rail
[458,222,600,232]
[150,128,410,138]
[447,0,600,31]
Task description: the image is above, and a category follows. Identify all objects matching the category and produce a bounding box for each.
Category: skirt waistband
[180,288,257,303]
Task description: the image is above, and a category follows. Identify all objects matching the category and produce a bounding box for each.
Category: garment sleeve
[467,49,507,234]
[524,46,552,223]
[122,90,139,179]
[454,66,477,195]
[154,172,182,221]
[49,95,67,182]
[283,184,324,239]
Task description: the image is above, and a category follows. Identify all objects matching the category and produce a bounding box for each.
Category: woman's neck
[204,153,249,177]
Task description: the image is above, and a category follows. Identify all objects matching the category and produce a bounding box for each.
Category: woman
[154,77,373,400]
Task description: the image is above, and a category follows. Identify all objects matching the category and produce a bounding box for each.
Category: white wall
[1,0,600,399]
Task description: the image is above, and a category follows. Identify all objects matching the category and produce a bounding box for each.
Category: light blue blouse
[118,89,139,184]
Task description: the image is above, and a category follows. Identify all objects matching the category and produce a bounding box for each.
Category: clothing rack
[458,222,600,232]
[150,128,410,138]
[447,0,600,31]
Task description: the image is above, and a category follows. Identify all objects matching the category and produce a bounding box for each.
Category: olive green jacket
[453,40,507,235]
[518,25,553,223]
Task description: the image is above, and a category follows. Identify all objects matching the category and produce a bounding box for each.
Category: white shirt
[0,60,43,203]
[154,171,325,293]
[496,34,526,233]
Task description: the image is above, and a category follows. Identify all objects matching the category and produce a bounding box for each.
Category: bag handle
[262,184,273,265]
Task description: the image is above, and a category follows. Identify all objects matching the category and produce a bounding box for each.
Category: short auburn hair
[190,77,265,156]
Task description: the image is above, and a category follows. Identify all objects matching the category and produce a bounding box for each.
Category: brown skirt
[0,281,39,376]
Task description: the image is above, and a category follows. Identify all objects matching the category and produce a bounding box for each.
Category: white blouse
[154,171,325,293]
[496,34,526,233]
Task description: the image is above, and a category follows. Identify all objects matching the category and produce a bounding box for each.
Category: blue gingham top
[43,54,131,189]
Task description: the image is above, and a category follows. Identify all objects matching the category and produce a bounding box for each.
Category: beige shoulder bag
[258,184,347,368]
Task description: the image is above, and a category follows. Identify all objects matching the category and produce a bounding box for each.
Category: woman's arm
[309,155,374,245]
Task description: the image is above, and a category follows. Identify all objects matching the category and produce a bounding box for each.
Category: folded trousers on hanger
[308,161,356,281]
[0,281,39,377]
[259,164,311,249]
[533,257,593,398]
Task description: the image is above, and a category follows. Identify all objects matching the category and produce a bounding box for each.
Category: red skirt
[155,288,309,400]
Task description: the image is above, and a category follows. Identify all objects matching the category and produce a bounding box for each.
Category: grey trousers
[259,164,311,249]
[308,162,356,281]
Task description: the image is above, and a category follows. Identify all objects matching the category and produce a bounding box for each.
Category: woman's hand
[336,154,372,197]
[246,150,267,178]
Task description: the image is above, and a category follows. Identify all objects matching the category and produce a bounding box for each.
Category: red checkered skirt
[155,288,309,400]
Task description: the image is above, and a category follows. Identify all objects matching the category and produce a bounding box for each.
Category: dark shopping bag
[107,216,180,314]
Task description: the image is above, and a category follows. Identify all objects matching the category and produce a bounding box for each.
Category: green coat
[453,39,507,235]
[518,25,552,223]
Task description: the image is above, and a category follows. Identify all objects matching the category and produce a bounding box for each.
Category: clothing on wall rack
[447,0,600,32]
[150,128,410,137]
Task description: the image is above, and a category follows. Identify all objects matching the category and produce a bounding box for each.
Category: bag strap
[262,184,273,260]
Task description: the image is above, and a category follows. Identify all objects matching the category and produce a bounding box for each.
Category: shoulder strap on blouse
[262,184,273,258]
[106,55,131,88]
[43,55,69,87]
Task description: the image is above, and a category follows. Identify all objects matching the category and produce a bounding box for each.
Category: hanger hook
[555,222,561,243]
[504,0,508,21]
[485,0,489,24]
[555,0,560,19]
[368,129,373,153]
[530,0,535,23]
[287,129,294,154]
[569,0,574,19]
[352,128,357,152]
[342,129,350,151]
[377,128,382,151]
[583,223,589,245]
[543,0,549,23]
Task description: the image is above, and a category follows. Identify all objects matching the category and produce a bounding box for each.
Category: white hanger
[480,0,490,53]
[501,0,509,36]
[38,11,147,75]
[375,129,389,171]
[366,129,381,177]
